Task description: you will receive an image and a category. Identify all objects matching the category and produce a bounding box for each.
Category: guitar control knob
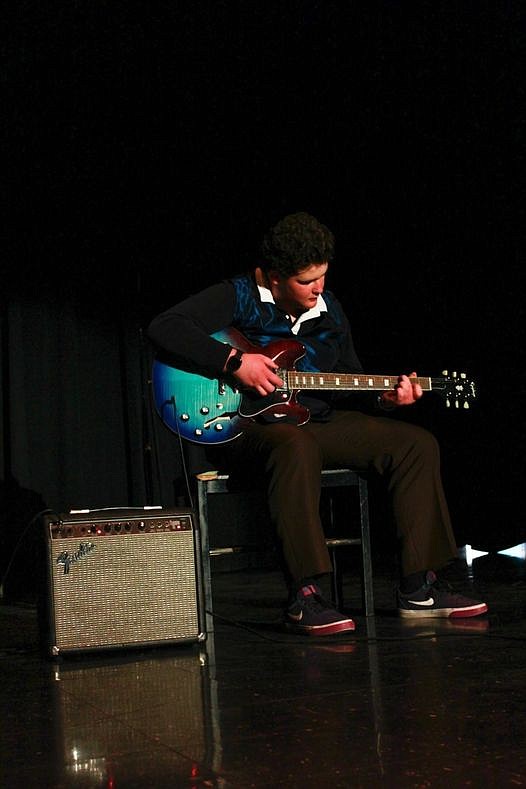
[194,429,203,436]
[200,406,210,415]
[214,424,223,431]
[180,413,190,422]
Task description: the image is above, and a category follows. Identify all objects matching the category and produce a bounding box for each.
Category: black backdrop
[3,2,524,581]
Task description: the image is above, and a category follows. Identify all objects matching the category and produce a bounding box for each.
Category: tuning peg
[446,399,451,408]
[460,373,467,379]
[464,402,470,409]
[452,371,458,378]
[455,400,459,409]
[442,369,449,376]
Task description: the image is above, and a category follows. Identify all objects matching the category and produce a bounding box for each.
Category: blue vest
[230,273,354,374]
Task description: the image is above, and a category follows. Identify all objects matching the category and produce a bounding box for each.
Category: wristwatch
[225,349,244,373]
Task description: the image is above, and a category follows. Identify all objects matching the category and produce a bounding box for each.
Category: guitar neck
[281,371,436,392]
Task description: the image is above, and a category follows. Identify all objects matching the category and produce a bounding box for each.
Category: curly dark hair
[260,212,335,277]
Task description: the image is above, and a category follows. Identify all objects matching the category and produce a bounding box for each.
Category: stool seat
[196,468,374,634]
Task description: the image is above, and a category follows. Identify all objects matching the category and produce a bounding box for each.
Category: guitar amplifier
[43,507,206,656]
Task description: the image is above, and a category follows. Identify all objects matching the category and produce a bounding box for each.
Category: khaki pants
[214,410,458,583]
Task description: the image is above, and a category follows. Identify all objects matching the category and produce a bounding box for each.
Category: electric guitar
[152,327,477,445]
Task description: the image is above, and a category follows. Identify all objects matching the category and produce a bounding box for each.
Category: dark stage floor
[1,547,525,788]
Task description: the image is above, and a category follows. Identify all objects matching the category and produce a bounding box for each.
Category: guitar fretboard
[280,371,434,392]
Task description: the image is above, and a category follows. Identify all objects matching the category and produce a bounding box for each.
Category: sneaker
[397,571,488,619]
[285,584,355,635]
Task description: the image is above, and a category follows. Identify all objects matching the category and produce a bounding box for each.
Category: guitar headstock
[432,370,478,410]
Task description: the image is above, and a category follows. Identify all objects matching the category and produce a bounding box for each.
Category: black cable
[150,392,165,506]
[174,411,195,511]
[157,394,195,510]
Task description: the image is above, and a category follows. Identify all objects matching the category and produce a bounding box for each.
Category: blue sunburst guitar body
[152,327,477,445]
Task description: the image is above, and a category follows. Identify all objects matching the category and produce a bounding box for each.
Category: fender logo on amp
[56,542,95,575]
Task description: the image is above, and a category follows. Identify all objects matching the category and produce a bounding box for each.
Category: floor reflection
[50,647,221,787]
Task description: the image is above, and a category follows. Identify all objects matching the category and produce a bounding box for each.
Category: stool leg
[330,547,344,609]
[327,492,343,608]
[197,480,215,635]
[359,476,374,616]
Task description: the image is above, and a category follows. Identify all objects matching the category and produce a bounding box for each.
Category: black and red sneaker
[398,571,488,619]
[285,584,355,635]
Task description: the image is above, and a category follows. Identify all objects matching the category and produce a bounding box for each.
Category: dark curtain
[0,280,186,594]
